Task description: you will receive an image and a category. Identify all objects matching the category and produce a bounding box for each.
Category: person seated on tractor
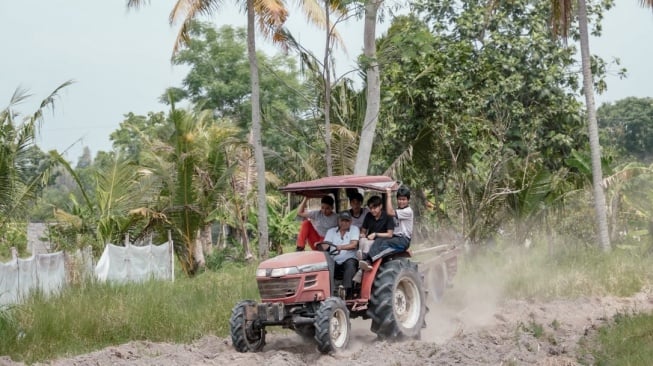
[321,211,360,299]
[357,195,395,255]
[359,186,413,271]
[296,195,338,251]
[347,191,369,229]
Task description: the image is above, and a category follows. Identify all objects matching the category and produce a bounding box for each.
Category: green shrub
[0,222,27,260]
[590,311,653,366]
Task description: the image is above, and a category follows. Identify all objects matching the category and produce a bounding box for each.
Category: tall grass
[450,239,653,302]
[2,241,653,363]
[0,262,257,363]
[590,312,653,366]
[443,239,653,364]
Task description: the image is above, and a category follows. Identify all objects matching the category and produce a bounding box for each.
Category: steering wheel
[315,241,340,255]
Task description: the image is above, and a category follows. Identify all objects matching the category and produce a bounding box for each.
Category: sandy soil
[2,285,652,366]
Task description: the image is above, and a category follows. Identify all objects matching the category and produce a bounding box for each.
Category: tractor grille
[258,278,300,299]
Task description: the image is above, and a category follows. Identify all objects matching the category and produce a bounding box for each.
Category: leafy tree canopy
[598,97,653,164]
[372,0,609,243]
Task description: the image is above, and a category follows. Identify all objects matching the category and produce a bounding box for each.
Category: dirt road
[3,286,650,366]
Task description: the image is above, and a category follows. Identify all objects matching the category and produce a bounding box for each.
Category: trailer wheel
[230,300,266,352]
[367,259,426,339]
[314,297,351,354]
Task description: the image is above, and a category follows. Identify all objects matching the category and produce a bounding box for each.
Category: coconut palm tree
[49,151,157,254]
[127,0,335,259]
[0,82,72,224]
[136,106,236,274]
[354,0,383,176]
[549,0,653,252]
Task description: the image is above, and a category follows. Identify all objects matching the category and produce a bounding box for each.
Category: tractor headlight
[257,263,328,277]
[297,262,329,273]
[270,267,299,277]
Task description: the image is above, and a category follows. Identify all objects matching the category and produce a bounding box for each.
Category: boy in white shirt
[359,186,413,270]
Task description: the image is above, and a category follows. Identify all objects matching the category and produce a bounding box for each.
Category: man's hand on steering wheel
[315,241,340,255]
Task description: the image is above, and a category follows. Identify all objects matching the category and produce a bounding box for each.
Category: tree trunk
[247,0,270,259]
[608,189,620,242]
[323,0,333,176]
[201,224,213,256]
[194,229,206,268]
[354,0,382,175]
[578,0,611,252]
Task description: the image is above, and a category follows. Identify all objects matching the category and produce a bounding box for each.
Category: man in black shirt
[352,196,395,283]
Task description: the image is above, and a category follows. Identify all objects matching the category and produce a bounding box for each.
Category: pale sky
[0,1,651,161]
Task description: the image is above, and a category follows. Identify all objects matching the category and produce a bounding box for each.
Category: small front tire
[314,297,351,354]
[230,300,266,352]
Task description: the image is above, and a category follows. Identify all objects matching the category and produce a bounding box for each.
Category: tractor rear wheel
[229,300,266,352]
[314,297,351,354]
[367,259,426,339]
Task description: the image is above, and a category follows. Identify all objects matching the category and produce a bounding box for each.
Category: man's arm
[366,229,393,241]
[365,218,394,240]
[339,239,359,251]
[297,196,310,218]
[359,214,369,238]
[385,187,396,217]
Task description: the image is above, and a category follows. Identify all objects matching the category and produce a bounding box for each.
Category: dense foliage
[374,1,591,244]
[598,97,653,164]
[1,5,651,268]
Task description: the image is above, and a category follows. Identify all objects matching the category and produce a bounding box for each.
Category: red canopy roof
[279,175,398,197]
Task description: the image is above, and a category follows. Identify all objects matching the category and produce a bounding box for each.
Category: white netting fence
[95,242,174,283]
[0,241,174,306]
[0,251,66,306]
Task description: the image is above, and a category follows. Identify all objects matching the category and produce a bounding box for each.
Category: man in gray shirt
[296,195,338,251]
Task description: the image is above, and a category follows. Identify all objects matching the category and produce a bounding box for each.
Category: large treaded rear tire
[229,300,266,352]
[367,259,426,339]
[314,297,351,354]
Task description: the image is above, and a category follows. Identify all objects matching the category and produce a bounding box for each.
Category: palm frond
[292,0,346,49]
[169,0,223,55]
[603,162,650,189]
[256,0,289,40]
[126,0,148,9]
[49,151,94,210]
[383,146,413,179]
[331,123,358,175]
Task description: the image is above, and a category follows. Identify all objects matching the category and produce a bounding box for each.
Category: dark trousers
[335,258,359,290]
[366,236,410,263]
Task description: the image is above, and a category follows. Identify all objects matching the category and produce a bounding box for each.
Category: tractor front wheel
[229,300,266,352]
[314,297,351,354]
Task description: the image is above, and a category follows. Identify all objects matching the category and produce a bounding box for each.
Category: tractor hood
[256,251,328,277]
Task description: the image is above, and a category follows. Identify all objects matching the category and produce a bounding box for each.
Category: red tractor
[229,175,459,353]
